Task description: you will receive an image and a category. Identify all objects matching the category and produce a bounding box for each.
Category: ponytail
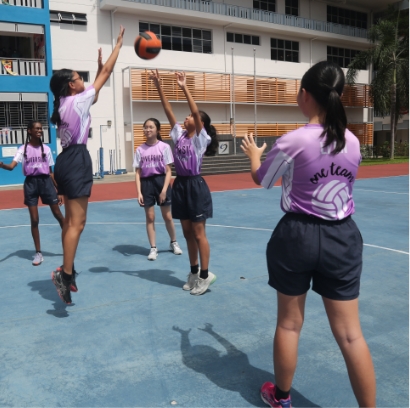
[143,118,162,141]
[199,111,218,156]
[50,69,73,127]
[301,61,347,154]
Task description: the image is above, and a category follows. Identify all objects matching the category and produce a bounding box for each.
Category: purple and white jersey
[170,123,211,176]
[133,140,173,178]
[13,144,54,176]
[57,85,96,148]
[257,124,361,220]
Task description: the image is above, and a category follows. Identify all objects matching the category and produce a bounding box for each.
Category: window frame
[227,32,260,46]
[285,0,299,17]
[270,38,299,63]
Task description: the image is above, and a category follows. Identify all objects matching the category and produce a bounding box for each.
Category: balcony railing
[0,58,46,76]
[1,0,42,8]
[120,0,368,39]
[0,127,50,145]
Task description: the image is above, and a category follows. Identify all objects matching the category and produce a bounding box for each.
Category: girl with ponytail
[150,69,218,296]
[242,61,375,407]
[0,121,64,266]
[50,26,125,305]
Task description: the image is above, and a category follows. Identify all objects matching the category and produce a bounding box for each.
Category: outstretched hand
[116,25,125,48]
[172,326,191,335]
[149,69,160,87]
[175,71,186,89]
[97,48,103,70]
[241,134,267,161]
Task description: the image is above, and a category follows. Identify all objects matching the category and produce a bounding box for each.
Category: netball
[134,31,162,60]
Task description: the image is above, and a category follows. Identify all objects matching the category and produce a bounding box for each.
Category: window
[50,11,87,25]
[285,0,298,16]
[327,46,366,69]
[271,38,299,63]
[139,22,212,54]
[327,6,367,29]
[253,0,275,12]
[227,32,260,46]
[52,70,90,82]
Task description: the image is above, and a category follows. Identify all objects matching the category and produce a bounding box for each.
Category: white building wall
[50,1,373,173]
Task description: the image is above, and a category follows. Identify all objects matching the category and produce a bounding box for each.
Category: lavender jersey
[13,144,54,176]
[57,85,96,148]
[170,123,211,176]
[133,141,173,178]
[257,124,361,220]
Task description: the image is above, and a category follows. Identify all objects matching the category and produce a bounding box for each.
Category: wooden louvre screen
[130,69,372,107]
[133,123,373,149]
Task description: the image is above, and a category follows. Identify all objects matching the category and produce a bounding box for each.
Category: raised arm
[93,48,104,105]
[241,134,267,185]
[93,26,125,95]
[149,69,177,128]
[176,71,202,136]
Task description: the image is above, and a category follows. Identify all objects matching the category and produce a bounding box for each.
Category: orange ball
[134,31,162,60]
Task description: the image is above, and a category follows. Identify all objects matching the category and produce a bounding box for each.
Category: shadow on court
[89,266,186,288]
[113,244,173,256]
[0,249,62,263]
[173,323,319,408]
[28,279,72,318]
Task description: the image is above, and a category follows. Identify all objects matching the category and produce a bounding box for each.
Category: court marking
[354,188,408,195]
[0,221,408,255]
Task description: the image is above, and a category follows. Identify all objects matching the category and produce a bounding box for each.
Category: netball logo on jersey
[311,180,350,220]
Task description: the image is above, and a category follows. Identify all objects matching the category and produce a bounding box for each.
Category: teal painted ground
[0,176,408,407]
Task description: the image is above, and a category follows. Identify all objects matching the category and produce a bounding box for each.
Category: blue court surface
[0,176,408,407]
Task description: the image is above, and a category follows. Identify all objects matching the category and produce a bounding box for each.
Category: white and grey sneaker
[32,252,43,266]
[182,272,199,291]
[190,272,217,296]
[170,241,183,255]
[147,247,158,261]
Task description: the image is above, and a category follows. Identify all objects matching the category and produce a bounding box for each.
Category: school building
[0,0,408,185]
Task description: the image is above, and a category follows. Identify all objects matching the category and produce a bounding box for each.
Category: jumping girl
[150,70,218,296]
[0,120,64,266]
[134,117,183,260]
[49,26,125,304]
[241,61,376,407]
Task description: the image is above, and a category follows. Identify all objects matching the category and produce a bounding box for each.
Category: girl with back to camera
[150,70,219,296]
[241,61,376,407]
[49,26,125,305]
[0,120,64,266]
[133,117,183,260]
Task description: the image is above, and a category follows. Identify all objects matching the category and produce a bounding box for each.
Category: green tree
[347,5,409,159]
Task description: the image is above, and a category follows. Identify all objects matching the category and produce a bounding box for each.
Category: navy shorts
[24,175,59,207]
[171,175,213,222]
[266,212,363,300]
[140,174,172,207]
[54,144,93,199]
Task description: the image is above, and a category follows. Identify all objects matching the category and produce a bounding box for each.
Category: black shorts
[24,175,59,207]
[172,175,213,222]
[54,144,93,199]
[140,174,172,207]
[266,212,363,301]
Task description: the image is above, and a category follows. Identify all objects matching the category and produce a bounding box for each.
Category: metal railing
[0,58,46,76]
[0,127,50,145]
[1,0,42,7]
[121,0,368,39]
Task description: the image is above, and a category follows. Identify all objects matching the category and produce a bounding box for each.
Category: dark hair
[50,69,73,127]
[301,61,347,154]
[25,120,45,159]
[143,118,162,141]
[199,111,218,156]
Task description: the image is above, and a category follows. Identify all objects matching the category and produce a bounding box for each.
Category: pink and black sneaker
[55,266,78,292]
[51,269,72,305]
[260,382,292,408]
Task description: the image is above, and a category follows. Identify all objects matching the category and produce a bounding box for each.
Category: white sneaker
[190,272,217,296]
[32,252,43,266]
[170,241,182,255]
[182,272,199,291]
[147,247,158,260]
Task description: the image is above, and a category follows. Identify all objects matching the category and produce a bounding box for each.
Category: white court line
[0,221,408,255]
[354,188,408,195]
